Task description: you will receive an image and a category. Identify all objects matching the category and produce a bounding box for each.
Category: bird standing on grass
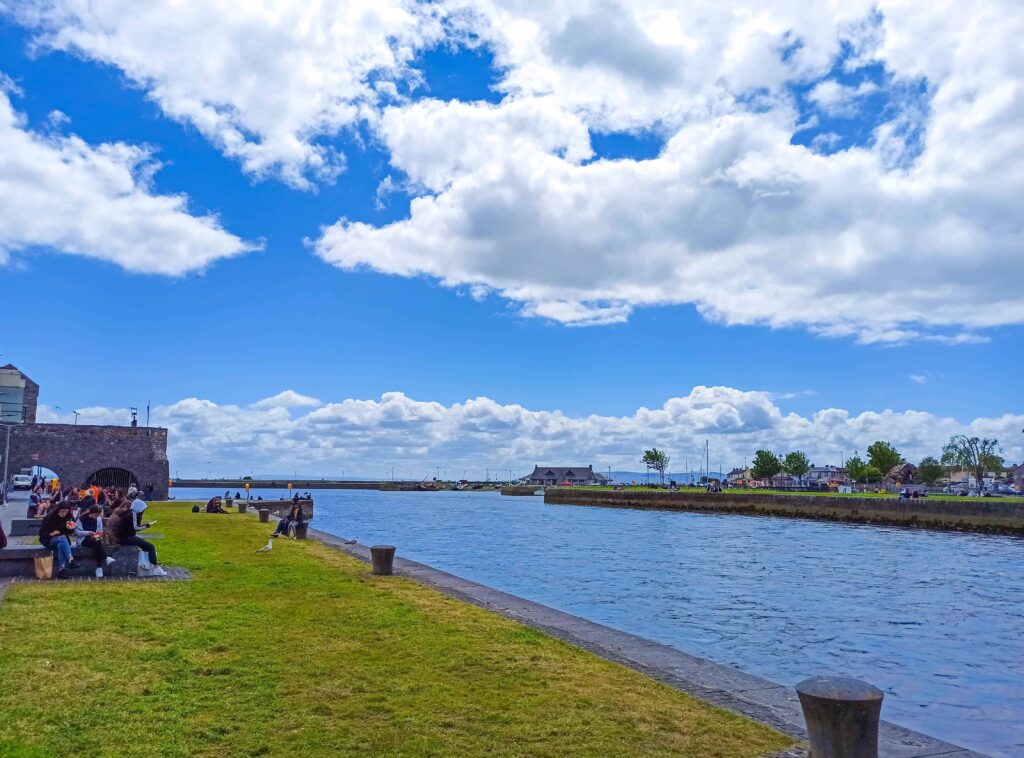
[256,539,273,553]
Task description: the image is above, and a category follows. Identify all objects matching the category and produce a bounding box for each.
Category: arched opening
[85,467,138,491]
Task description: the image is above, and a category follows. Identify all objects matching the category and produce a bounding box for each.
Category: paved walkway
[309,526,985,758]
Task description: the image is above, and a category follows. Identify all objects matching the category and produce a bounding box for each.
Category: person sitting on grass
[112,501,166,577]
[38,502,80,579]
[205,496,229,514]
[75,504,117,578]
[272,501,305,539]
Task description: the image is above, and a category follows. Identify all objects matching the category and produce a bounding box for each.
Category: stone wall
[544,488,1024,535]
[22,375,38,424]
[500,485,543,496]
[6,423,169,499]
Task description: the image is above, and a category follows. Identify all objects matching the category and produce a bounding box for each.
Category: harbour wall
[500,486,542,496]
[544,489,1024,535]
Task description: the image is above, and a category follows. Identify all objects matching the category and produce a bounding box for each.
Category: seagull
[255,539,273,553]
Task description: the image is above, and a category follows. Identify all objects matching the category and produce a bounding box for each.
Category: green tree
[751,450,782,480]
[782,451,810,483]
[862,466,883,483]
[941,435,1002,492]
[918,456,944,486]
[866,441,903,476]
[641,448,671,485]
[845,455,867,483]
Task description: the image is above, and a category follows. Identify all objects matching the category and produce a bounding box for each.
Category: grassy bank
[0,503,790,757]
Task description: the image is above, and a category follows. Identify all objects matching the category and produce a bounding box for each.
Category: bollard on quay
[258,508,270,523]
[371,545,396,575]
[795,676,883,758]
[237,500,247,513]
[225,498,233,510]
[293,522,309,540]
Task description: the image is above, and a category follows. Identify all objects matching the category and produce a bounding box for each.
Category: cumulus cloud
[5,0,446,188]
[0,85,253,273]
[9,1,1023,341]
[250,390,323,410]
[36,386,1024,478]
[314,0,1024,342]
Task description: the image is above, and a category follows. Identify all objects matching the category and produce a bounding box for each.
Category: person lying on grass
[38,502,79,579]
[75,504,117,578]
[271,502,305,539]
[112,501,167,577]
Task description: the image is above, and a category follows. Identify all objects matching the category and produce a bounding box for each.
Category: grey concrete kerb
[308,527,985,758]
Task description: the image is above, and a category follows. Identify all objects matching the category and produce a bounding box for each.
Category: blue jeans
[41,535,73,571]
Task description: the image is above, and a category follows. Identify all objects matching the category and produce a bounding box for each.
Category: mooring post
[258,508,270,523]
[371,544,396,575]
[293,522,308,540]
[795,676,883,758]
[237,500,247,513]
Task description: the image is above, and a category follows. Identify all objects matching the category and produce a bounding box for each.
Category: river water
[176,488,1023,755]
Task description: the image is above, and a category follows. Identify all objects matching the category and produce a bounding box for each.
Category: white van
[11,474,32,490]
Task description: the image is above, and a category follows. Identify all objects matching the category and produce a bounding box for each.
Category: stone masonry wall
[6,423,169,499]
[545,488,1024,534]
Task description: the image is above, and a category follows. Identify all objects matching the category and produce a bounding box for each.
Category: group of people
[34,485,165,579]
[203,495,306,538]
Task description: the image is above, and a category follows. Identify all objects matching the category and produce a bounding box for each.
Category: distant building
[1013,463,1024,492]
[0,364,39,423]
[806,465,848,484]
[521,465,609,486]
[1,364,169,498]
[726,467,749,484]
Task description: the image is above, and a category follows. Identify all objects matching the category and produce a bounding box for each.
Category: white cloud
[36,386,1024,478]
[0,85,253,273]
[315,0,1024,342]
[909,374,927,384]
[9,1,1023,341]
[251,390,323,410]
[6,0,446,188]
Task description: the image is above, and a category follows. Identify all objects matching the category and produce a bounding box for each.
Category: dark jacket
[288,505,305,523]
[112,510,137,542]
[39,510,75,542]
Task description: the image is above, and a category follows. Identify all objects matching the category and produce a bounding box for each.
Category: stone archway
[85,467,139,491]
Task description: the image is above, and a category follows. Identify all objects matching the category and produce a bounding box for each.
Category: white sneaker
[95,568,103,578]
[105,557,117,565]
[151,566,168,577]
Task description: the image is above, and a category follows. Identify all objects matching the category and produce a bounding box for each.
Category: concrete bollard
[258,508,270,523]
[795,676,883,758]
[371,545,396,575]
[293,522,309,540]
[237,501,247,513]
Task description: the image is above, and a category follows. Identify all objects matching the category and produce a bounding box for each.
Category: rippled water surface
[178,488,1024,755]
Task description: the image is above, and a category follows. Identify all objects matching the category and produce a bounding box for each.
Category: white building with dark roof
[521,465,609,486]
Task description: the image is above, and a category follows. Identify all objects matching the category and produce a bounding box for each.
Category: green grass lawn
[0,503,791,758]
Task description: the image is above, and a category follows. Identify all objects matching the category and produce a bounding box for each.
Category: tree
[845,455,867,483]
[751,450,782,480]
[918,456,944,486]
[862,466,883,483]
[642,448,671,485]
[866,441,903,477]
[941,435,1002,492]
[782,451,810,483]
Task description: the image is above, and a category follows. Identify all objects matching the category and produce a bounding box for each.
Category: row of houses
[725,465,848,488]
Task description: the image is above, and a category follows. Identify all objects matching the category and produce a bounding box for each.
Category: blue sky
[0,3,1021,475]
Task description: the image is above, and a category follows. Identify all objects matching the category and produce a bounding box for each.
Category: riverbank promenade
[0,501,791,757]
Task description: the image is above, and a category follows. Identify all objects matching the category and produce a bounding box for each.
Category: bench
[0,544,140,578]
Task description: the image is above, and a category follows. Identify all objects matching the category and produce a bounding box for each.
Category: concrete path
[309,527,985,758]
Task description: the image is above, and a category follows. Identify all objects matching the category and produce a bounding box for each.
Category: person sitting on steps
[112,501,166,577]
[75,504,117,578]
[38,502,80,579]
